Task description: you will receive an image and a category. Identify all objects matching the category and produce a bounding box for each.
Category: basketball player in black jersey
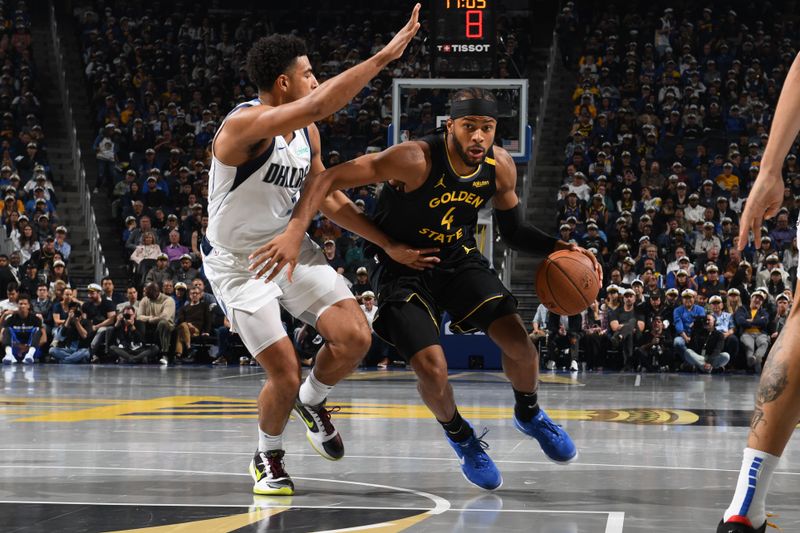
[251,88,601,490]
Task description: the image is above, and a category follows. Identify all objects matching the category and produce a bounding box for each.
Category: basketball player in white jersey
[204,5,428,495]
[718,52,800,533]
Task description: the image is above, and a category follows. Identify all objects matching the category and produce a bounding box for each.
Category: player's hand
[385,241,440,270]
[248,229,304,283]
[737,169,785,250]
[559,241,604,285]
[378,3,421,64]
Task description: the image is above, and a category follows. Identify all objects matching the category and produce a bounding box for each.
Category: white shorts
[202,235,354,355]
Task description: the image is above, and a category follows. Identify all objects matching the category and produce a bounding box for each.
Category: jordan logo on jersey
[262,162,307,188]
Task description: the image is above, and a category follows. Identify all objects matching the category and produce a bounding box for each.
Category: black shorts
[372,251,517,360]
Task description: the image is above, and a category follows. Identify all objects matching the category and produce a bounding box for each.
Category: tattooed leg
[747,327,800,455]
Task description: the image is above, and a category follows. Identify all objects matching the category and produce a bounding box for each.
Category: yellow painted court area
[1,393,700,426]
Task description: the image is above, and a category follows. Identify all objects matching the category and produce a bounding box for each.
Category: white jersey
[208,98,312,253]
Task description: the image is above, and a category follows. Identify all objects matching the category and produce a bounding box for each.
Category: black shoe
[293,399,344,460]
[717,517,767,532]
[249,450,294,495]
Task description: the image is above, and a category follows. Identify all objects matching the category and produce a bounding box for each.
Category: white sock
[298,369,333,406]
[723,447,780,527]
[258,428,283,453]
[24,347,35,360]
[4,346,12,358]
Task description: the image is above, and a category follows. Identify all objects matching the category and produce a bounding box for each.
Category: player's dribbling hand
[385,241,440,270]
[557,240,603,285]
[378,3,421,64]
[248,229,303,283]
[737,168,785,250]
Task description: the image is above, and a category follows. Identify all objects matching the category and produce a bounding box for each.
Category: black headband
[450,98,498,120]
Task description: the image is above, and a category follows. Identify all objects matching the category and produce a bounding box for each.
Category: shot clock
[433,0,496,76]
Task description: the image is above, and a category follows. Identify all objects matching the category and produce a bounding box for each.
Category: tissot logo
[437,44,492,53]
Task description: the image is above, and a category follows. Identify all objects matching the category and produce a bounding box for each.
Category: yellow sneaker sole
[249,459,294,495]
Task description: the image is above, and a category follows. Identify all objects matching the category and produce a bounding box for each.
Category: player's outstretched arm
[492,147,603,282]
[222,4,419,148]
[249,142,427,280]
[738,52,800,250]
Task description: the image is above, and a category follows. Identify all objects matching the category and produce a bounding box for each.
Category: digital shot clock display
[433,0,496,76]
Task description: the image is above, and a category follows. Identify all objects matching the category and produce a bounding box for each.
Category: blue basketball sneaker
[514,409,577,464]
[446,426,502,490]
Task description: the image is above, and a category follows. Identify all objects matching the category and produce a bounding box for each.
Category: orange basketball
[535,250,601,316]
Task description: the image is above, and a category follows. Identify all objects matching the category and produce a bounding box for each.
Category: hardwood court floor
[1,364,798,532]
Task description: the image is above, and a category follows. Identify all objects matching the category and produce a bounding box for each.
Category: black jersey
[372,133,496,263]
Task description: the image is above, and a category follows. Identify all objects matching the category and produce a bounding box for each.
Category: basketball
[536,250,600,316]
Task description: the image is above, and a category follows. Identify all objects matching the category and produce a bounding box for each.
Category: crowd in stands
[538,2,800,373]
[0,2,82,365]
[0,3,527,367]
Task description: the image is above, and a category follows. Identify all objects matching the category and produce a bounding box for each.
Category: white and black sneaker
[249,450,294,495]
[293,399,344,461]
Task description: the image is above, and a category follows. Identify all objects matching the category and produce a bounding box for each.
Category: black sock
[439,409,472,442]
[514,388,540,422]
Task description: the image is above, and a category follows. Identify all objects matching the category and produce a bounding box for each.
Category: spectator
[137,282,176,364]
[190,215,209,257]
[83,283,117,361]
[607,288,644,370]
[755,254,789,288]
[109,305,158,364]
[125,216,153,255]
[93,124,118,193]
[19,263,43,297]
[31,283,52,333]
[581,299,607,370]
[708,294,738,364]
[1,293,45,364]
[116,286,140,314]
[173,254,198,285]
[53,226,72,261]
[0,282,19,322]
[672,289,707,364]
[101,277,124,306]
[172,282,188,312]
[47,260,70,291]
[683,313,729,373]
[360,291,388,367]
[49,301,92,364]
[636,289,670,325]
[530,303,548,344]
[145,253,174,287]
[14,224,39,263]
[546,312,581,371]
[174,286,213,363]
[771,293,791,340]
[163,229,190,263]
[51,286,77,339]
[322,239,345,275]
[694,222,722,256]
[634,316,673,372]
[698,264,725,300]
[351,266,372,295]
[130,230,161,280]
[735,288,771,373]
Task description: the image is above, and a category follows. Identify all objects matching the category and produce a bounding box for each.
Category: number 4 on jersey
[441,206,456,230]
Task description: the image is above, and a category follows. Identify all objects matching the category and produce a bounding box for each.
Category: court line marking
[606,511,625,533]
[4,447,800,477]
[0,466,449,515]
[0,467,621,518]
[0,499,618,515]
[213,372,263,381]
